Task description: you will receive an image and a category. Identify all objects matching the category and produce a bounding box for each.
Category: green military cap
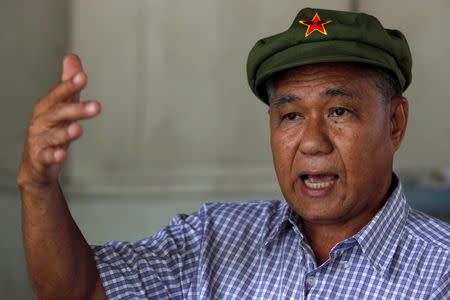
[246,8,412,105]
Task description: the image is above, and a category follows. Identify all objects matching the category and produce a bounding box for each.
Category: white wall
[67,0,351,190]
[0,1,67,298]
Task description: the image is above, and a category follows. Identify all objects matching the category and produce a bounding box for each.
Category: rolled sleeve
[91,210,204,299]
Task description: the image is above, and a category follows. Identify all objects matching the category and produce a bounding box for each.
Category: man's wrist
[18,178,61,201]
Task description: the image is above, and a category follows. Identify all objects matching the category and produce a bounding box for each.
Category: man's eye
[282,113,299,121]
[331,108,348,117]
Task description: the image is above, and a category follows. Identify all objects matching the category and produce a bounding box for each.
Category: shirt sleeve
[90,209,204,300]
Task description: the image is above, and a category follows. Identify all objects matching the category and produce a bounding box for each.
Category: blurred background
[1,0,449,298]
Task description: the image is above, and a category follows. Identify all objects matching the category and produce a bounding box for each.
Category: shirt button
[306,276,317,288]
[342,261,350,269]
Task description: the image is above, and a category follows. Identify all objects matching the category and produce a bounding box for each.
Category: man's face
[270,63,399,226]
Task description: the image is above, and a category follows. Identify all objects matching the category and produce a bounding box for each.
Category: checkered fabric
[91,175,449,299]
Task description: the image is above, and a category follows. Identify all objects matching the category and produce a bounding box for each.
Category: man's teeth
[304,177,336,189]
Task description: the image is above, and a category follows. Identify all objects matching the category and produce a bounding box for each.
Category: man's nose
[298,117,333,156]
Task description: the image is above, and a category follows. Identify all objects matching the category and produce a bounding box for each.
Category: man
[18,8,448,300]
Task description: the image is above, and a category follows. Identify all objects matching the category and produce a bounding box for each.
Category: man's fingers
[38,147,67,166]
[36,148,65,182]
[19,54,91,187]
[62,54,84,102]
[62,54,84,81]
[38,123,83,149]
[40,72,87,110]
[41,101,101,126]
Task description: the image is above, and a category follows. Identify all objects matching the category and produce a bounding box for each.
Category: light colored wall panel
[68,0,350,189]
[68,0,140,184]
[1,0,67,184]
[0,0,67,298]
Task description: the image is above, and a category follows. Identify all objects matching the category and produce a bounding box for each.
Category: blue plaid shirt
[92,176,449,299]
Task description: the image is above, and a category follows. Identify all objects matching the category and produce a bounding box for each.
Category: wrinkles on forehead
[325,88,353,98]
[268,62,394,108]
[267,63,383,111]
[271,87,357,109]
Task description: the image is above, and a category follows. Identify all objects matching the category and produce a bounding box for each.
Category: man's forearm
[20,182,105,300]
[18,55,105,299]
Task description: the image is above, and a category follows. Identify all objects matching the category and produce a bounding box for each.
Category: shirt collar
[262,173,408,279]
[354,173,408,278]
[262,200,305,249]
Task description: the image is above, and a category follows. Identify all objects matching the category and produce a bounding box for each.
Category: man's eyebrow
[272,95,300,108]
[324,88,354,98]
[272,89,356,108]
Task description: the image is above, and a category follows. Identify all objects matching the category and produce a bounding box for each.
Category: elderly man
[18,8,448,300]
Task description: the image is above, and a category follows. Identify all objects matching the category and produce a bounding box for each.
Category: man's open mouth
[300,174,339,189]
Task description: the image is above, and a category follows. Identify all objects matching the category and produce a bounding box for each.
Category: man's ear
[389,96,409,152]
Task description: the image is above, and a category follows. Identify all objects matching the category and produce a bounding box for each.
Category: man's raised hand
[17,54,101,189]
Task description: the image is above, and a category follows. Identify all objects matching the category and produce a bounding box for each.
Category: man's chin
[285,187,348,221]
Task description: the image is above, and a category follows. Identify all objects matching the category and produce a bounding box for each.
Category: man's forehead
[273,63,372,94]
[270,63,378,106]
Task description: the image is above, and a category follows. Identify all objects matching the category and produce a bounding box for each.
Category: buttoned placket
[300,237,358,298]
[285,210,360,299]
[298,238,318,297]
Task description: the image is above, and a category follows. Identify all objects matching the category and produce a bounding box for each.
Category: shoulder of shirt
[167,200,283,226]
[200,200,284,216]
[198,200,285,231]
[202,199,283,209]
[404,207,450,251]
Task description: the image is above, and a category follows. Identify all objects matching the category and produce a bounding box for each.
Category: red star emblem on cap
[299,12,332,37]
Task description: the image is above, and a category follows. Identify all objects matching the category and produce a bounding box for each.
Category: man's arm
[17,54,106,300]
